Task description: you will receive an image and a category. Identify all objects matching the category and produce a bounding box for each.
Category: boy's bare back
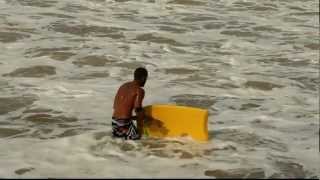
[112,80,145,120]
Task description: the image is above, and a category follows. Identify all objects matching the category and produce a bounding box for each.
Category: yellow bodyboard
[143,104,209,141]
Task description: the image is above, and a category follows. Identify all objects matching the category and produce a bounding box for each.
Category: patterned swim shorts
[111,118,140,140]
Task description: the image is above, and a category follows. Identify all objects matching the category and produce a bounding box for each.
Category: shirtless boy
[112,67,148,140]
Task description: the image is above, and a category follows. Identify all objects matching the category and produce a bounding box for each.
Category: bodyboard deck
[143,104,209,141]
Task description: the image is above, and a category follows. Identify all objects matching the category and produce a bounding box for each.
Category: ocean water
[0,0,319,178]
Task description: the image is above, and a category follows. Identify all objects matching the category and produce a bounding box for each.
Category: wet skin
[113,79,146,135]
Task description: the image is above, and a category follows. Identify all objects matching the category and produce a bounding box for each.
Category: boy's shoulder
[119,81,139,90]
[120,81,131,87]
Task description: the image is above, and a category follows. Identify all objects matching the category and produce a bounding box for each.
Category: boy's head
[134,67,148,87]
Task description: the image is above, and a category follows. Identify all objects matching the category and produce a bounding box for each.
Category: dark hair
[134,67,148,81]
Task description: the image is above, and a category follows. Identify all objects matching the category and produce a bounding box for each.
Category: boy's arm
[134,88,145,136]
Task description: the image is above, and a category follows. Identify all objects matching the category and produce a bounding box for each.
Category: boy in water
[112,67,148,140]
